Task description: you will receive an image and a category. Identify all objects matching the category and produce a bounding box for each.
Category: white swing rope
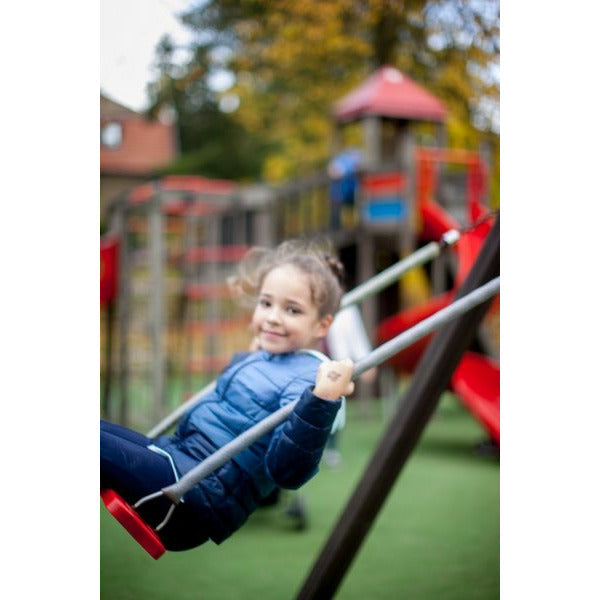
[146,228,461,439]
[137,275,500,531]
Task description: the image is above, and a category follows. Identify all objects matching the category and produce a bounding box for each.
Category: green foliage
[147,35,274,181]
[158,105,276,181]
[148,0,499,202]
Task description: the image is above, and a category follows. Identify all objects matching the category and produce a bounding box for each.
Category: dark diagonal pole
[296,215,500,599]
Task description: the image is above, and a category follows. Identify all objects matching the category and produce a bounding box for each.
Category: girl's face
[251,263,332,354]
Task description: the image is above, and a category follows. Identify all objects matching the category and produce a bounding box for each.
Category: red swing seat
[101,489,166,560]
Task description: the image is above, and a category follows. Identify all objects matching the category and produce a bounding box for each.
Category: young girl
[101,240,355,551]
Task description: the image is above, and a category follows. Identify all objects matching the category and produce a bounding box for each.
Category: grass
[100,393,499,599]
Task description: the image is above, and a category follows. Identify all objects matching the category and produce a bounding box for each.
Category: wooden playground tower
[328,66,492,360]
[101,178,276,427]
[100,66,493,428]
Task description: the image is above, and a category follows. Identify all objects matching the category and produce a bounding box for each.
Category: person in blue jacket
[328,148,364,229]
[101,239,355,551]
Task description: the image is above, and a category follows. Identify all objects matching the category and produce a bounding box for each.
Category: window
[100,122,123,148]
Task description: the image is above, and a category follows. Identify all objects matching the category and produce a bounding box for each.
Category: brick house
[100,93,179,224]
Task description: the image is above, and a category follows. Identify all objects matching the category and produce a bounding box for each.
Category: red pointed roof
[333,66,447,124]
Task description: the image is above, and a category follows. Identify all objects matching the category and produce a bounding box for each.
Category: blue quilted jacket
[154,349,341,544]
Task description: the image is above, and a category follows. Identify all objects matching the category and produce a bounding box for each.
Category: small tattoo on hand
[327,371,341,381]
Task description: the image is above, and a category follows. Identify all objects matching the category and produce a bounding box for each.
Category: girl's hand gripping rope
[314,358,355,401]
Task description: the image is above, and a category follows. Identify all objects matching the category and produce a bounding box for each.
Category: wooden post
[479,139,492,209]
[435,122,447,149]
[436,120,447,192]
[357,230,376,408]
[233,203,246,246]
[116,199,131,425]
[182,194,198,397]
[149,185,166,421]
[256,208,275,246]
[331,121,343,156]
[206,211,220,372]
[392,123,422,309]
[363,116,382,169]
[238,185,276,246]
[397,123,417,260]
[296,216,500,600]
[101,300,115,419]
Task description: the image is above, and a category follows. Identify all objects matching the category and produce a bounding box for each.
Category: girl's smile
[251,264,332,354]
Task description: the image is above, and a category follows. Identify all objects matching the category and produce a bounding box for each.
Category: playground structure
[376,146,500,444]
[100,66,499,442]
[100,66,500,596]
[100,177,277,425]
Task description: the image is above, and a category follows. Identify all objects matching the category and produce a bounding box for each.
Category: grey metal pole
[146,380,216,439]
[340,229,459,309]
[146,229,460,438]
[353,277,499,375]
[157,276,499,506]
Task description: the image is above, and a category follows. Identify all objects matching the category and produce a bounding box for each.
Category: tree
[147,34,274,180]
[150,0,499,203]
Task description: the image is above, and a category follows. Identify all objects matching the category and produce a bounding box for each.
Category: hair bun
[323,253,346,285]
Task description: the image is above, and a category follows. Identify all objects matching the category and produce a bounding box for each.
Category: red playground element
[451,352,500,443]
[379,292,454,374]
[100,236,119,307]
[376,149,500,444]
[101,489,166,560]
[362,172,407,196]
[334,66,447,123]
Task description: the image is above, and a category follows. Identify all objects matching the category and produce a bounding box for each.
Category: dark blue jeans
[100,420,209,550]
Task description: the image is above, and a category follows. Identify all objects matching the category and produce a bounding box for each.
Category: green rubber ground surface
[100,393,499,599]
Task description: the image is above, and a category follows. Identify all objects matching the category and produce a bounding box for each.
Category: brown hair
[228,239,345,318]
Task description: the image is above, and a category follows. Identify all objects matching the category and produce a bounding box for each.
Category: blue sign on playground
[362,198,407,223]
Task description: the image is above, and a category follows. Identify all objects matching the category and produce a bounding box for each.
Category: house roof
[333,66,447,124]
[100,93,178,176]
[100,93,139,119]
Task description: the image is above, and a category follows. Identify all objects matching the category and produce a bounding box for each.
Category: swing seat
[101,489,166,560]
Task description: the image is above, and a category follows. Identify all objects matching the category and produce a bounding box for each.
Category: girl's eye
[259,298,271,308]
[287,306,301,315]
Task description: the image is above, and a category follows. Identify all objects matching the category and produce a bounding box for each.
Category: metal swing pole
[338,229,459,309]
[137,273,499,518]
[295,215,500,600]
[146,229,461,439]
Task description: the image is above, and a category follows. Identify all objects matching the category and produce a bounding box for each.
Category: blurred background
[100,0,499,431]
[100,2,500,596]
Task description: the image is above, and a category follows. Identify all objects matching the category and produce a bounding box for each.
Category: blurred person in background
[328,148,364,230]
[322,303,377,468]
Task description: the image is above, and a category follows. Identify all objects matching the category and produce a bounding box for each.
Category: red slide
[451,352,499,443]
[376,201,500,444]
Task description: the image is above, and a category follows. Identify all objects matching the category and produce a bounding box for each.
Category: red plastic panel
[451,352,500,444]
[100,237,119,307]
